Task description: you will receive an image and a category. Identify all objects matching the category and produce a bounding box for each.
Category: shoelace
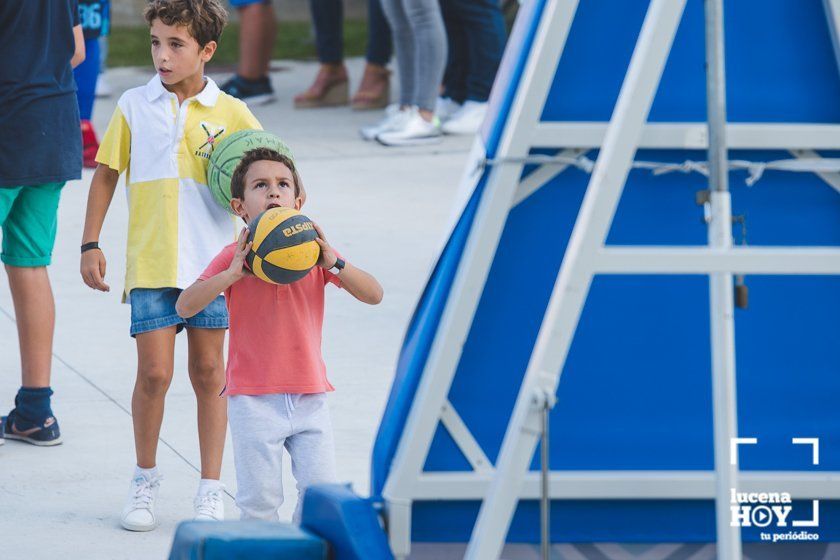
[194,489,223,518]
[130,476,161,510]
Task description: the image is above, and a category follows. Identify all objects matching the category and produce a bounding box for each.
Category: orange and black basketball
[246,207,319,284]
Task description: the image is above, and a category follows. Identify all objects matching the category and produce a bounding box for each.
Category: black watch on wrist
[330,257,345,274]
[81,241,100,254]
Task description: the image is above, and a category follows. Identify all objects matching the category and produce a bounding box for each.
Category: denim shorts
[129,288,228,337]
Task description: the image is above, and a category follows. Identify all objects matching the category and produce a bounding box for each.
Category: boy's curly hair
[231,148,303,200]
[143,0,228,47]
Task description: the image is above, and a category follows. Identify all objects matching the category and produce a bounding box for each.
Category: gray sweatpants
[228,393,337,523]
[380,0,447,112]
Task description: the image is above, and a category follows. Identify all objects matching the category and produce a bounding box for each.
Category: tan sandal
[351,64,391,111]
[294,66,350,109]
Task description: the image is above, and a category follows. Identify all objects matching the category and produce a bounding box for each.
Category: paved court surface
[0,57,471,560]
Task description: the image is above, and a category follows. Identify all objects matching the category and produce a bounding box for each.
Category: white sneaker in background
[95,75,113,98]
[359,104,411,141]
[382,102,401,116]
[435,96,463,123]
[193,484,225,521]
[376,108,442,147]
[442,100,488,136]
[121,471,162,532]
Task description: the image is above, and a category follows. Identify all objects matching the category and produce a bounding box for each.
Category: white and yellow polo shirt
[96,76,261,301]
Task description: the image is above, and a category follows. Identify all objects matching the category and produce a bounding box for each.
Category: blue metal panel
[374,0,840,543]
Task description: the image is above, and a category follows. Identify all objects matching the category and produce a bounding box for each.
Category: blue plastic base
[168,520,327,560]
[301,484,394,560]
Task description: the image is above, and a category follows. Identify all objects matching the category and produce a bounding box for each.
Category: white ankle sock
[197,478,223,496]
[134,465,159,479]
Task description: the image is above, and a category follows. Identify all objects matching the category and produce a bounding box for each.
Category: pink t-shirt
[199,243,341,395]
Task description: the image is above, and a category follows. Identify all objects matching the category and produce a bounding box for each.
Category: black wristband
[81,242,100,254]
[331,257,345,273]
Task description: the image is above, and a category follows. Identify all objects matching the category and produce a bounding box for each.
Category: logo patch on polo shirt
[195,122,226,159]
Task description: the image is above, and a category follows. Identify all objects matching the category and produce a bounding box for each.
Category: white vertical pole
[464,2,687,558]
[540,402,550,560]
[704,1,742,558]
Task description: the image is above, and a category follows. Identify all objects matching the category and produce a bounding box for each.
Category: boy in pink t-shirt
[176,147,383,521]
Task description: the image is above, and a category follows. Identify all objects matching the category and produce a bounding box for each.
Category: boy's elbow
[175,298,192,319]
[368,287,384,305]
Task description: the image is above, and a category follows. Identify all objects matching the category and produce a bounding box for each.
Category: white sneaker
[382,102,401,116]
[376,109,442,147]
[442,100,488,136]
[193,485,225,521]
[95,75,112,98]
[121,472,162,532]
[359,104,411,141]
[435,96,462,123]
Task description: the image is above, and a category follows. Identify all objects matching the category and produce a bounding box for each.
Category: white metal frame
[468,2,690,557]
[791,149,840,195]
[383,1,581,556]
[382,1,840,559]
[703,1,739,555]
[531,122,840,149]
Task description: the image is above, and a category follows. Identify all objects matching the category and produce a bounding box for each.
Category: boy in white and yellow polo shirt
[80,0,259,532]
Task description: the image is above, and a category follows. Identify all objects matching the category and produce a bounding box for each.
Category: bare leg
[132,327,177,469]
[237,3,277,80]
[186,327,227,480]
[5,265,54,388]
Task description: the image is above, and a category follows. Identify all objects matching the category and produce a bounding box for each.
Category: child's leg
[285,393,337,524]
[132,327,177,468]
[6,265,54,389]
[228,394,290,520]
[1,182,63,391]
[236,2,276,80]
[1,183,64,445]
[185,327,227,480]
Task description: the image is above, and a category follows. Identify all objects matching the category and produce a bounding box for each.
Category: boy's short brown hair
[231,148,303,200]
[144,0,228,47]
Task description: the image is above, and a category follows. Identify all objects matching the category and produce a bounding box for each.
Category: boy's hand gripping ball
[246,207,320,284]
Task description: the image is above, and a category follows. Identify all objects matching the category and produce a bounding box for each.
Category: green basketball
[208,130,294,214]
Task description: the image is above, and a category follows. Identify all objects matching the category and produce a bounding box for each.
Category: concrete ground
[0,58,471,560]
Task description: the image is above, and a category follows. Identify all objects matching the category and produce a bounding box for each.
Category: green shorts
[0,183,64,267]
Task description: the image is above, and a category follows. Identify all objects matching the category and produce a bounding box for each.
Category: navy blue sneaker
[1,409,62,446]
[220,75,275,106]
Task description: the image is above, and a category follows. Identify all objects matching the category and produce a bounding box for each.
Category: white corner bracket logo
[729,437,820,543]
